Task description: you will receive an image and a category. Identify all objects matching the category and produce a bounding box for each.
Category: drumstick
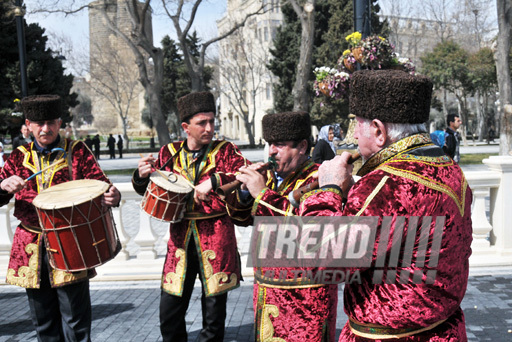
[26,158,65,181]
[139,153,195,188]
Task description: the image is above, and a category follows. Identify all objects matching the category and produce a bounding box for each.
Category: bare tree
[287,0,315,112]
[31,0,266,146]
[495,0,512,155]
[161,0,266,92]
[88,40,141,148]
[217,27,270,146]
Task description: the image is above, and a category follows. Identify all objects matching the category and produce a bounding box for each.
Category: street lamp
[304,1,314,13]
[14,0,28,98]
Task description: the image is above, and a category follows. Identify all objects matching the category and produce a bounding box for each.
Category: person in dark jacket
[312,125,336,163]
[107,134,116,159]
[117,135,123,159]
[84,135,93,150]
[12,124,33,150]
[92,134,101,159]
[443,114,462,163]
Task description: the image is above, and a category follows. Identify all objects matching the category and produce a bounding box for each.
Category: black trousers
[160,238,228,342]
[25,249,92,342]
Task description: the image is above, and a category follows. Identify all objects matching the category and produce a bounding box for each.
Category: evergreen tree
[0,1,77,137]
[268,0,386,127]
[144,32,214,137]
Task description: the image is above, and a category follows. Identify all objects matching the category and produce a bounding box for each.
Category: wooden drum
[140,171,193,222]
[33,179,120,272]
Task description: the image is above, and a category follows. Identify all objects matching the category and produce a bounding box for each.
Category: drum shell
[34,182,120,272]
[141,179,190,222]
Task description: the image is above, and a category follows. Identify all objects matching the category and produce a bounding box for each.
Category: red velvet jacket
[251,158,338,342]
[0,139,111,288]
[300,133,473,341]
[132,140,251,297]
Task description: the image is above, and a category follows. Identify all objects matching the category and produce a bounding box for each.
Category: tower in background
[88,0,152,136]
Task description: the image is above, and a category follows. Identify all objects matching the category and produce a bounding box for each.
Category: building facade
[216,0,283,144]
[88,0,151,136]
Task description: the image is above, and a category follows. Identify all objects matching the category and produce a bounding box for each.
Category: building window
[264,27,269,42]
[266,83,272,100]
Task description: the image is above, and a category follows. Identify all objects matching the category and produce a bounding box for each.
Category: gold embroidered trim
[261,304,286,342]
[202,141,229,176]
[379,165,467,216]
[357,133,432,176]
[355,176,390,216]
[258,200,294,216]
[202,250,237,294]
[256,278,325,289]
[6,243,39,288]
[51,269,88,286]
[162,248,186,295]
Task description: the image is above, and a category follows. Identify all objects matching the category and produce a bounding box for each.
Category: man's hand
[102,185,121,207]
[318,153,355,197]
[0,176,26,194]
[194,178,212,204]
[236,163,268,198]
[138,154,156,178]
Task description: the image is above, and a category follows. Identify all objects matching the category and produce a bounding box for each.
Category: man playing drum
[0,95,121,342]
[132,91,251,342]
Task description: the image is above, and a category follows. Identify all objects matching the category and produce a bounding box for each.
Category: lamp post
[14,0,28,98]
[353,0,371,38]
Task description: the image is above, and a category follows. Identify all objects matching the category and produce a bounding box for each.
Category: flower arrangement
[314,32,416,100]
[313,67,350,100]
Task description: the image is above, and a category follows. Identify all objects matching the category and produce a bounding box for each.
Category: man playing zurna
[236,111,338,342]
[300,70,473,341]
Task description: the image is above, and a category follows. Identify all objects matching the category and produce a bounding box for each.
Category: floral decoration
[313,32,416,100]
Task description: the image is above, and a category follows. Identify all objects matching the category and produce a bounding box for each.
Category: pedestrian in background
[92,134,101,159]
[444,114,462,163]
[0,142,6,168]
[12,124,33,150]
[84,135,93,151]
[312,124,336,163]
[107,134,116,159]
[117,135,123,159]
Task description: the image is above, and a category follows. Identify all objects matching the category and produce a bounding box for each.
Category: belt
[349,317,447,339]
[183,212,226,220]
[21,223,43,234]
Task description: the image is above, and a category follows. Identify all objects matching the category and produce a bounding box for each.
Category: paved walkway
[0,268,511,341]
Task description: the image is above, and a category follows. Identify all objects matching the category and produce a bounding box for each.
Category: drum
[32,179,120,272]
[140,171,193,222]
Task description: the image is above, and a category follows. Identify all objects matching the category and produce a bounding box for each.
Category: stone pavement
[0,268,511,341]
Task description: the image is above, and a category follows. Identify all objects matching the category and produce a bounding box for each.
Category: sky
[23,0,227,75]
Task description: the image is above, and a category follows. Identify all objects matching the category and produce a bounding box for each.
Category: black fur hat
[262,111,311,142]
[349,70,433,124]
[21,95,62,122]
[177,91,216,122]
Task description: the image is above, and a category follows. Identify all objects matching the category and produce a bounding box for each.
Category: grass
[104,168,136,176]
[459,153,497,165]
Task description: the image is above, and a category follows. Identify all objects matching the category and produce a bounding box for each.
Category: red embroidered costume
[252,158,338,342]
[133,140,250,297]
[299,66,473,342]
[0,138,110,288]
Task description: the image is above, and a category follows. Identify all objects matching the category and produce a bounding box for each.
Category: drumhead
[33,179,110,209]
[150,171,193,193]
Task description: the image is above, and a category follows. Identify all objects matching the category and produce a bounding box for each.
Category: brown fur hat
[177,91,216,122]
[21,95,62,122]
[262,111,311,142]
[349,70,433,124]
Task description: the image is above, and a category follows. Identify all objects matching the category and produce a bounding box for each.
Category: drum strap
[21,222,42,234]
[67,141,74,179]
[183,212,226,220]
